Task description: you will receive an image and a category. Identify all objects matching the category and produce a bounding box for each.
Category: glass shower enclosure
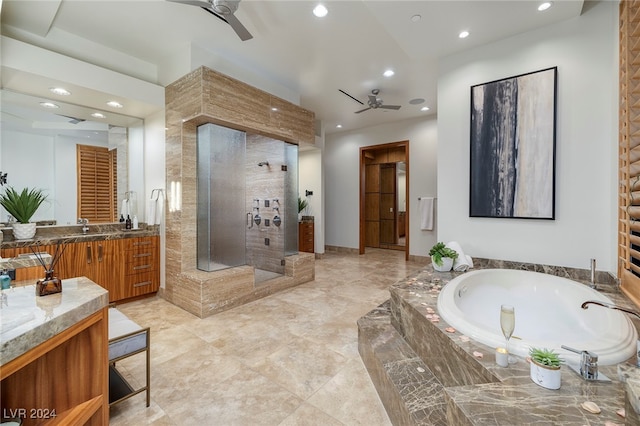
[196,123,298,282]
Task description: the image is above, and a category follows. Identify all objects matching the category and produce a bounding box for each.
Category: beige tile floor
[109,248,424,425]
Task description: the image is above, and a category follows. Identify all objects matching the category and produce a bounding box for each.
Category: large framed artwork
[469,67,557,219]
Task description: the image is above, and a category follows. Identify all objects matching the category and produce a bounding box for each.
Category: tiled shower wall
[246,135,286,274]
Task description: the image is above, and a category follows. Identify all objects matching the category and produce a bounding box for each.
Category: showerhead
[258,161,269,167]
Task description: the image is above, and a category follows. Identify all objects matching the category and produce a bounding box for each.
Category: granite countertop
[0,223,159,249]
[390,265,640,425]
[0,277,109,366]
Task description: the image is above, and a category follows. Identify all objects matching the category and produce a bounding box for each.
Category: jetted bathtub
[437,269,638,366]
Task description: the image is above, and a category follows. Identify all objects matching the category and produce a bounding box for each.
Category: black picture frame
[469,67,557,219]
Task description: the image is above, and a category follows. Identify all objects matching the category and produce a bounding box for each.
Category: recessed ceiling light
[538,2,553,11]
[336,124,342,128]
[106,101,123,108]
[409,98,425,105]
[411,14,421,22]
[91,112,106,119]
[40,102,59,109]
[271,107,278,111]
[313,4,328,18]
[459,30,470,39]
[383,69,395,77]
[421,106,430,112]
[50,87,71,96]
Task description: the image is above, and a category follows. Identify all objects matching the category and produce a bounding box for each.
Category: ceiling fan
[167,0,253,41]
[354,89,401,114]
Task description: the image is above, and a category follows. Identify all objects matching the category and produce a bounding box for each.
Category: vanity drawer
[126,236,158,250]
[124,270,159,296]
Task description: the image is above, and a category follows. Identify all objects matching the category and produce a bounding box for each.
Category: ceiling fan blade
[355,107,372,114]
[57,114,86,124]
[225,13,253,41]
[168,0,252,41]
[166,0,211,7]
[338,89,364,105]
[379,105,401,110]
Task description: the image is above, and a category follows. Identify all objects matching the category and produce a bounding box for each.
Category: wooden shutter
[77,144,117,223]
[619,0,640,306]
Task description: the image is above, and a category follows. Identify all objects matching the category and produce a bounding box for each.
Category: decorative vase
[36,269,62,297]
[530,360,561,390]
[12,222,36,240]
[432,256,453,272]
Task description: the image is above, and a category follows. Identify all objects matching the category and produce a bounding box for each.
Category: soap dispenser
[0,269,11,290]
[133,215,138,229]
[125,215,132,230]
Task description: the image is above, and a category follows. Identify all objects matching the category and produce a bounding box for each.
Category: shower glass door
[196,123,246,271]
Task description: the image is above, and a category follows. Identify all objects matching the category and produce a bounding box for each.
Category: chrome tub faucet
[582,300,640,367]
[581,300,640,320]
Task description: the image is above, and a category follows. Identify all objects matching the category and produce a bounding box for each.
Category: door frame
[359,140,409,261]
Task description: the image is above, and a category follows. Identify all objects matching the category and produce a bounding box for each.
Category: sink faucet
[78,218,89,234]
[582,300,640,367]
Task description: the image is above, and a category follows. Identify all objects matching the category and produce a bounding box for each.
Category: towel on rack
[446,241,473,272]
[419,197,434,231]
[121,199,129,218]
[154,191,164,225]
[146,199,156,225]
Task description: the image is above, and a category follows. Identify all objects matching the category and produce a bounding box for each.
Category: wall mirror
[0,89,144,225]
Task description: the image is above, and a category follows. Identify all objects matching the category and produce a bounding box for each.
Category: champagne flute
[500,304,516,364]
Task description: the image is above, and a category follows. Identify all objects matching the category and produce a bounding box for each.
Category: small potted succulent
[529,347,563,390]
[428,242,459,272]
[0,186,48,240]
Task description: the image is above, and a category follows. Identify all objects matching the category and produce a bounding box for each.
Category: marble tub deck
[358,266,640,425]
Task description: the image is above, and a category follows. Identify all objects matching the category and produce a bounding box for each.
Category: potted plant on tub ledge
[529,347,563,390]
[429,242,458,272]
[0,187,48,240]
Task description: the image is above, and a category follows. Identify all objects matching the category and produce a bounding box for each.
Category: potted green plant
[298,196,312,222]
[428,242,458,272]
[0,186,48,240]
[529,347,563,390]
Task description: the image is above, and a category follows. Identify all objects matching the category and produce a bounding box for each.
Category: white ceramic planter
[12,222,36,240]
[432,256,454,272]
[530,360,561,390]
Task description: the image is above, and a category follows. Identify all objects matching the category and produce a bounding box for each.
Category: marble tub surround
[471,256,618,286]
[0,223,159,248]
[0,276,108,365]
[360,264,640,425]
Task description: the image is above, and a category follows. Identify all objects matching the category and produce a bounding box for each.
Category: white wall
[438,1,618,271]
[325,115,438,256]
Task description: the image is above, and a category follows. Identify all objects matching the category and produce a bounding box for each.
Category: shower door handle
[247,212,253,229]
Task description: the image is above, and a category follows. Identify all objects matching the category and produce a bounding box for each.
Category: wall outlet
[265,238,270,246]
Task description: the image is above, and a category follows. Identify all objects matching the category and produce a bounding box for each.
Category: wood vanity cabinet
[65,240,124,302]
[117,236,160,301]
[298,221,314,253]
[1,307,109,426]
[1,235,160,302]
